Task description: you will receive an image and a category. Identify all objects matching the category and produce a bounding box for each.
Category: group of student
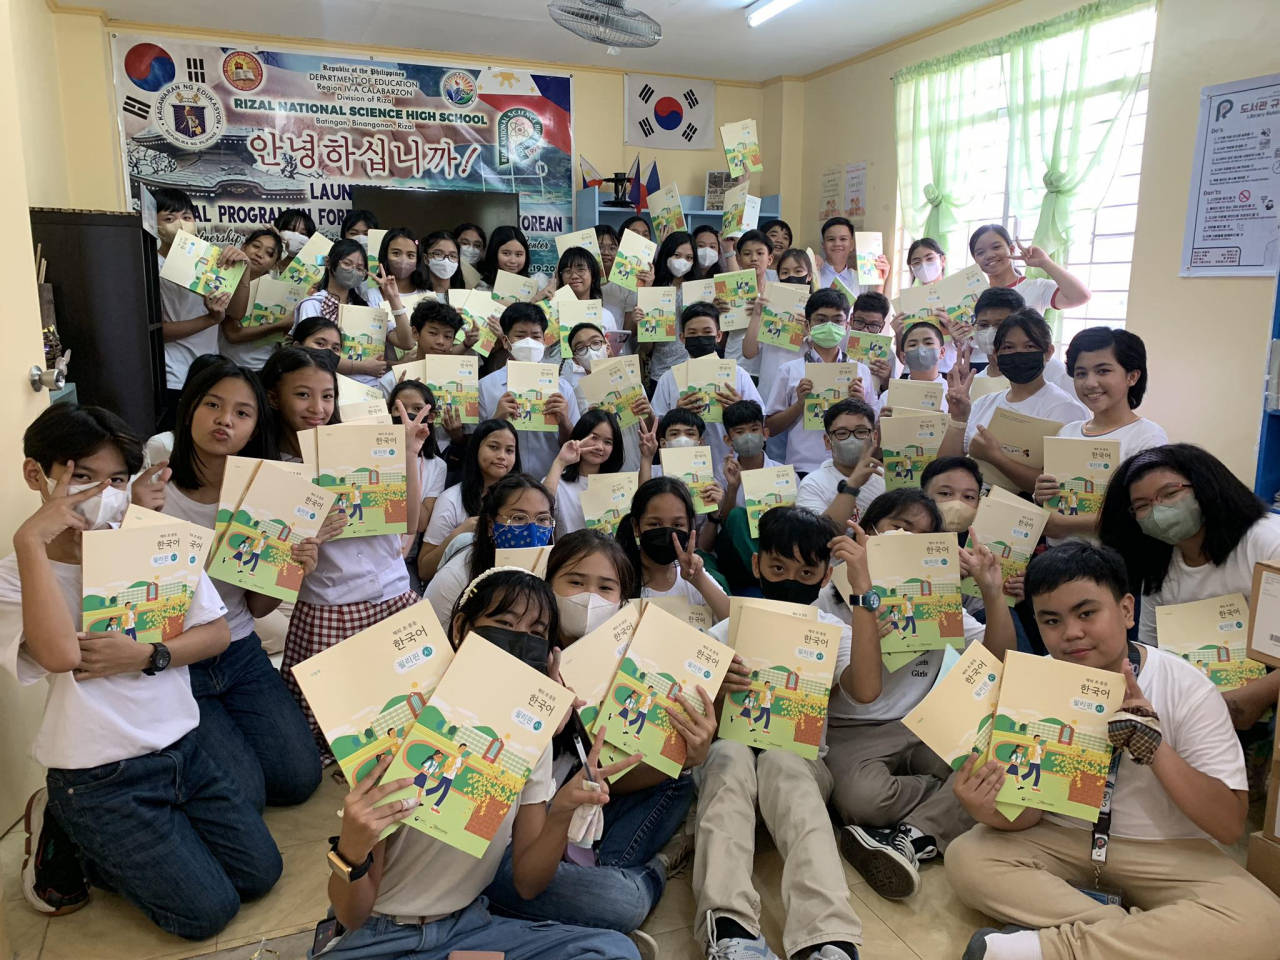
[7,184,1280,960]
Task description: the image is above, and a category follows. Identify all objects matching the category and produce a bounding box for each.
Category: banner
[111,35,574,273]
[817,161,867,230]
[624,73,715,150]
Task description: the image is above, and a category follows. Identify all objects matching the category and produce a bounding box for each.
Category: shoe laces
[890,824,917,864]
[708,941,768,960]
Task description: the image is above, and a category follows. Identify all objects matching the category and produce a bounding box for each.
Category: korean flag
[625,73,715,151]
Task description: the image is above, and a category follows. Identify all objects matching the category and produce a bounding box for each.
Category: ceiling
[91,0,997,82]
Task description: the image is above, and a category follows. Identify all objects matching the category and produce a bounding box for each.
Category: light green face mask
[809,321,847,349]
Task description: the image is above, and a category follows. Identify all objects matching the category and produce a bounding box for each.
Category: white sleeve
[424,553,470,626]
[796,473,830,513]
[1138,593,1158,646]
[765,364,792,416]
[651,373,676,417]
[422,458,448,500]
[186,573,230,629]
[423,488,463,546]
[1164,667,1247,791]
[559,378,582,426]
[737,368,762,406]
[291,297,323,333]
[857,362,880,413]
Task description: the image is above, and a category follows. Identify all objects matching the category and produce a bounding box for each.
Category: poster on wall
[109,35,574,273]
[1180,72,1280,277]
[817,161,867,229]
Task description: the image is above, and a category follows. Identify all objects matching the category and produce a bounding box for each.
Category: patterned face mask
[492,521,553,549]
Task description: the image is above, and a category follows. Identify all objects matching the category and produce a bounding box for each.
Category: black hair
[290,315,342,351]
[378,227,427,291]
[758,506,837,567]
[776,248,813,278]
[906,237,945,263]
[821,216,854,239]
[852,291,891,318]
[734,229,770,255]
[273,208,316,237]
[183,352,236,389]
[341,209,379,237]
[461,419,522,515]
[1098,444,1266,596]
[806,288,848,318]
[546,529,636,601]
[653,231,701,287]
[453,222,486,248]
[468,473,555,583]
[153,187,196,218]
[500,301,549,337]
[691,225,722,278]
[479,225,530,286]
[388,380,437,460]
[561,409,624,483]
[260,346,342,427]
[241,228,282,260]
[920,455,984,493]
[968,223,1014,257]
[822,397,876,433]
[567,322,605,351]
[759,219,793,247]
[680,301,721,332]
[593,224,620,246]
[23,403,144,476]
[657,407,706,440]
[171,361,278,490]
[1025,540,1130,603]
[902,320,945,345]
[618,215,651,237]
[1066,327,1148,409]
[861,488,943,534]
[617,477,698,595]
[723,399,764,432]
[422,230,466,290]
[320,238,369,306]
[994,307,1053,353]
[449,568,559,651]
[410,298,464,335]
[973,286,1026,318]
[556,246,603,300]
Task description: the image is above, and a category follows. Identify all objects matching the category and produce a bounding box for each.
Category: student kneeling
[947,541,1280,960]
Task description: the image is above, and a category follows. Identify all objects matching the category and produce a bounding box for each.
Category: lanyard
[1091,641,1143,880]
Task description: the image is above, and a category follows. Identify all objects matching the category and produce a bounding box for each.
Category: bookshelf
[575,186,780,234]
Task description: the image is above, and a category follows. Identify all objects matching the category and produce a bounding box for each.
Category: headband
[460,565,536,604]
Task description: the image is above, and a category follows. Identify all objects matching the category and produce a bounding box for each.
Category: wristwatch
[836,479,860,498]
[142,642,171,676]
[327,836,374,882]
[847,589,881,611]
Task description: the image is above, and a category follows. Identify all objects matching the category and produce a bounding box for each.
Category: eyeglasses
[496,512,556,527]
[849,318,885,333]
[563,264,592,277]
[428,252,460,263]
[828,427,873,442]
[572,339,607,356]
[1128,483,1191,519]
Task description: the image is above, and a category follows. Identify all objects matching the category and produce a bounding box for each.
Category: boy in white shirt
[6,404,280,938]
[795,397,884,528]
[947,541,1280,960]
[896,320,949,410]
[722,230,772,377]
[713,399,784,591]
[969,288,1073,392]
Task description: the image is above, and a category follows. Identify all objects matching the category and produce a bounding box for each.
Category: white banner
[624,74,715,150]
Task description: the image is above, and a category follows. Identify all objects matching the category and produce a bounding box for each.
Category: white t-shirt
[818,263,864,294]
[425,544,473,626]
[293,287,387,388]
[641,562,708,609]
[159,254,217,390]
[161,483,256,641]
[1044,646,1246,841]
[1055,418,1168,461]
[301,533,409,607]
[796,460,885,519]
[755,343,802,412]
[651,363,763,486]
[423,484,470,547]
[733,456,783,508]
[0,552,227,769]
[1007,276,1060,314]
[553,474,589,535]
[766,352,879,475]
[478,367,582,482]
[964,382,1089,453]
[419,455,448,502]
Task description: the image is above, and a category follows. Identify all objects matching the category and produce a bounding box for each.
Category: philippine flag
[625,155,644,209]
[625,74,715,151]
[629,161,661,212]
[580,156,605,190]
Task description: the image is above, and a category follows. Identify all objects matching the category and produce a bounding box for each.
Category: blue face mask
[492,521,554,549]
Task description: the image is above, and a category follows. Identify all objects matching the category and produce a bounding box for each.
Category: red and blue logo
[653,96,683,131]
[124,43,175,92]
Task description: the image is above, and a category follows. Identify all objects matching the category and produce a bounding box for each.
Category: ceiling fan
[547,0,662,53]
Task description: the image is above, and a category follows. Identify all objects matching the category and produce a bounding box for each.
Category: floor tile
[851,864,989,960]
[650,926,703,960]
[261,777,345,850]
[640,876,696,936]
[38,889,217,960]
[214,840,330,951]
[8,903,49,959]
[2,827,24,902]
[205,929,313,959]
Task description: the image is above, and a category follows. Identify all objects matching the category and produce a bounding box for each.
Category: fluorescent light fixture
[745,0,806,28]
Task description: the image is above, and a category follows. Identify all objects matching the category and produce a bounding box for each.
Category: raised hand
[496,391,521,421]
[723,455,741,489]
[548,724,642,820]
[673,531,704,582]
[961,529,1003,597]
[204,291,232,322]
[714,383,742,408]
[638,417,659,460]
[375,265,399,301]
[850,456,883,491]
[440,404,465,443]
[15,463,99,547]
[1033,474,1060,507]
[828,522,871,593]
[132,460,171,510]
[556,439,584,466]
[1120,658,1153,715]
[395,400,434,458]
[1012,241,1052,271]
[946,364,976,422]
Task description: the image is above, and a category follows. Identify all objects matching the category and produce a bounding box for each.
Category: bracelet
[948,416,968,428]
[391,307,409,317]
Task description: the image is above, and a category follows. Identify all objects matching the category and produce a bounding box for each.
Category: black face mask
[999,351,1046,385]
[474,625,550,674]
[758,575,823,606]
[781,275,810,285]
[639,526,690,566]
[684,335,718,359]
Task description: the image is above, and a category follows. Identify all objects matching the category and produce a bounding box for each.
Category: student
[968,223,1091,317]
[291,315,343,358]
[742,247,814,411]
[476,225,547,293]
[8,403,281,937]
[814,216,888,292]
[820,489,1015,900]
[945,540,1280,960]
[159,361,323,810]
[403,296,474,369]
[723,229,771,377]
[419,229,467,300]
[545,410,625,535]
[453,221,487,267]
[969,287,1074,390]
[692,224,723,278]
[846,292,899,395]
[566,321,652,473]
[378,227,429,302]
[388,379,447,589]
[618,215,651,240]
[919,456,982,536]
[795,398,884,528]
[596,225,641,353]
[637,407,712,487]
[895,319,949,409]
[713,400,783,590]
[321,569,642,960]
[272,207,316,275]
[940,308,1087,491]
[479,303,581,480]
[1034,327,1168,540]
[905,237,945,286]
[424,474,555,625]
[555,246,621,350]
[695,505,864,960]
[218,227,287,370]
[642,231,703,390]
[341,209,379,245]
[776,247,814,284]
[155,188,250,428]
[765,289,880,476]
[617,477,730,622]
[759,218,793,262]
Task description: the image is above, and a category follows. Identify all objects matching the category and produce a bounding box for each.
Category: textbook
[459,257,482,290]
[558,603,643,732]
[649,183,686,239]
[300,423,409,539]
[961,486,1048,607]
[1042,437,1122,518]
[550,285,579,352]
[448,291,501,358]
[597,604,731,778]
[741,465,797,538]
[609,229,657,293]
[121,504,213,570]
[291,601,455,786]
[536,296,564,352]
[759,282,808,352]
[976,408,1064,493]
[245,276,303,338]
[555,228,603,269]
[659,445,718,515]
[714,269,759,332]
[338,304,390,363]
[280,233,333,289]
[854,232,883,286]
[494,547,551,578]
[1155,593,1268,692]
[897,265,989,337]
[881,413,946,491]
[866,532,964,656]
[506,360,562,433]
[579,355,644,429]
[492,270,537,306]
[682,278,717,309]
[159,231,247,297]
[636,286,679,343]
[420,354,481,425]
[207,461,335,602]
[558,298,606,355]
[803,362,862,430]
[726,596,817,649]
[902,641,1003,770]
[720,118,763,176]
[338,399,391,424]
[581,472,639,536]
[641,597,714,633]
[334,374,383,407]
[675,356,736,425]
[721,182,760,239]
[844,331,894,368]
[81,524,204,639]
[991,651,1124,822]
[378,635,571,858]
[888,379,945,414]
[211,456,305,556]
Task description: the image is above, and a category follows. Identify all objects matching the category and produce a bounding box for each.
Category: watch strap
[328,835,373,882]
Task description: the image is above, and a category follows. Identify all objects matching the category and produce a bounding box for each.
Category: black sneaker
[839,823,920,900]
[910,831,939,862]
[22,789,88,916]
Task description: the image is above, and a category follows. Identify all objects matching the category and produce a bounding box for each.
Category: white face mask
[556,592,622,640]
[353,235,369,252]
[281,230,308,254]
[973,327,998,355]
[910,259,942,284]
[667,256,693,278]
[510,337,546,364]
[664,435,699,449]
[47,477,130,530]
[388,258,417,279]
[697,247,719,268]
[428,258,459,280]
[460,246,483,265]
[579,345,610,372]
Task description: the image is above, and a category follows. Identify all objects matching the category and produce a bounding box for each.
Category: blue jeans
[189,632,322,811]
[46,731,282,940]
[314,899,639,959]
[484,774,695,931]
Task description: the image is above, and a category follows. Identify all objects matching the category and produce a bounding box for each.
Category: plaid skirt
[280,589,421,759]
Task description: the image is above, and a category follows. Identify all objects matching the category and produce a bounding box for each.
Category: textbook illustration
[659,445,718,515]
[1155,593,1269,692]
[417,354,481,425]
[977,408,1064,493]
[211,455,306,556]
[338,304,390,363]
[888,379,945,414]
[759,282,808,352]
[581,473,639,536]
[280,233,333,289]
[675,355,736,425]
[866,532,964,655]
[720,118,764,176]
[379,636,571,858]
[961,486,1048,606]
[844,331,894,367]
[536,296,565,352]
[159,230,247,297]
[1042,437,1122,517]
[492,270,537,305]
[854,232,883,286]
[597,604,731,778]
[881,413,945,491]
[558,604,643,732]
[903,641,1003,769]
[292,602,455,786]
[506,360,562,433]
[448,291,501,358]
[636,286,678,342]
[301,424,409,538]
[558,298,605,355]
[741,465,798,538]
[719,606,840,759]
[245,276,303,338]
[896,264,989,337]
[81,524,204,640]
[609,229,657,293]
[992,651,1123,822]
[555,228,603,269]
[802,362,861,430]
[650,183,686,239]
[580,356,645,429]
[720,182,760,239]
[713,269,759,332]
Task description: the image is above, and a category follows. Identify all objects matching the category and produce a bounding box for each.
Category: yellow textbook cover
[492,270,537,306]
[641,597,714,633]
[280,233,333,289]
[506,361,562,433]
[888,379,945,414]
[1155,593,1268,692]
[609,229,657,293]
[302,423,409,538]
[122,504,213,570]
[449,290,501,358]
[159,230,247,297]
[420,354,481,426]
[1042,437,1122,518]
[720,182,760,239]
[636,286,678,343]
[881,413,946,491]
[961,489,1048,606]
[581,472,639,536]
[803,362,861,430]
[896,264,989,339]
[719,118,763,175]
[81,524,203,639]
[902,642,1003,769]
[558,298,605,356]
[555,228,602,268]
[558,604,643,732]
[854,232,883,286]
[211,456,306,556]
[336,373,386,406]
[579,356,644,429]
[866,532,964,655]
[659,445,718,515]
[714,269,758,332]
[338,304,390,363]
[245,276,303,339]
[741,465,797,538]
[338,399,392,424]
[649,183,686,239]
[977,408,1064,493]
[759,281,808,352]
[726,596,816,649]
[675,356,736,425]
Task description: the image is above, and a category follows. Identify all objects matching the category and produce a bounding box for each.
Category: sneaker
[963,925,1034,959]
[21,789,88,916]
[655,822,695,879]
[839,823,920,900]
[705,911,779,960]
[910,830,939,863]
[810,947,858,960]
[630,929,659,960]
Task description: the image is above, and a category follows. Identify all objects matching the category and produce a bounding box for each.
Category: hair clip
[460,565,533,602]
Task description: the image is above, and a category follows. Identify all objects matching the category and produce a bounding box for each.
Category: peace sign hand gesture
[395,400,434,459]
[15,463,101,548]
[1012,241,1052,271]
[638,418,659,460]
[946,363,977,422]
[548,724,642,822]
[375,265,400,303]
[673,531,703,583]
[1120,657,1153,715]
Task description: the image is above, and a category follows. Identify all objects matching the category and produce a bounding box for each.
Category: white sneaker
[630,929,659,960]
[705,910,779,960]
[811,947,858,960]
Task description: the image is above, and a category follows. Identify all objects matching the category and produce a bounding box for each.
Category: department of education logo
[441,71,477,106]
[155,82,226,150]
[497,107,543,166]
[222,50,264,92]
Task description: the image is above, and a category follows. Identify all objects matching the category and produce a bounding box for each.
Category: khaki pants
[692,740,863,958]
[825,718,973,850]
[945,820,1280,960]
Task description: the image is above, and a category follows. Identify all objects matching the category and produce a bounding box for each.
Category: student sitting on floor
[714,399,784,591]
[795,397,884,528]
[946,540,1280,960]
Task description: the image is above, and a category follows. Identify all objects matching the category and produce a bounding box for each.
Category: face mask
[388,258,416,279]
[492,520,554,549]
[460,245,483,265]
[666,256,693,278]
[731,432,765,459]
[157,221,184,244]
[684,335,717,359]
[48,478,130,530]
[510,337,546,364]
[1136,495,1203,545]
[830,435,867,467]
[973,327,998,356]
[428,258,459,280]
[353,235,369,252]
[474,624,550,675]
[332,265,362,290]
[281,230,307,255]
[782,275,810,285]
[809,322,847,349]
[758,575,823,606]
[937,499,978,533]
[697,247,719,268]
[904,346,941,372]
[579,345,610,372]
[556,592,622,640]
[639,526,690,566]
[999,352,1046,385]
[911,260,942,284]
[664,435,699,449]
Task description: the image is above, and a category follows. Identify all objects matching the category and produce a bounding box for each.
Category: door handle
[31,349,70,392]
